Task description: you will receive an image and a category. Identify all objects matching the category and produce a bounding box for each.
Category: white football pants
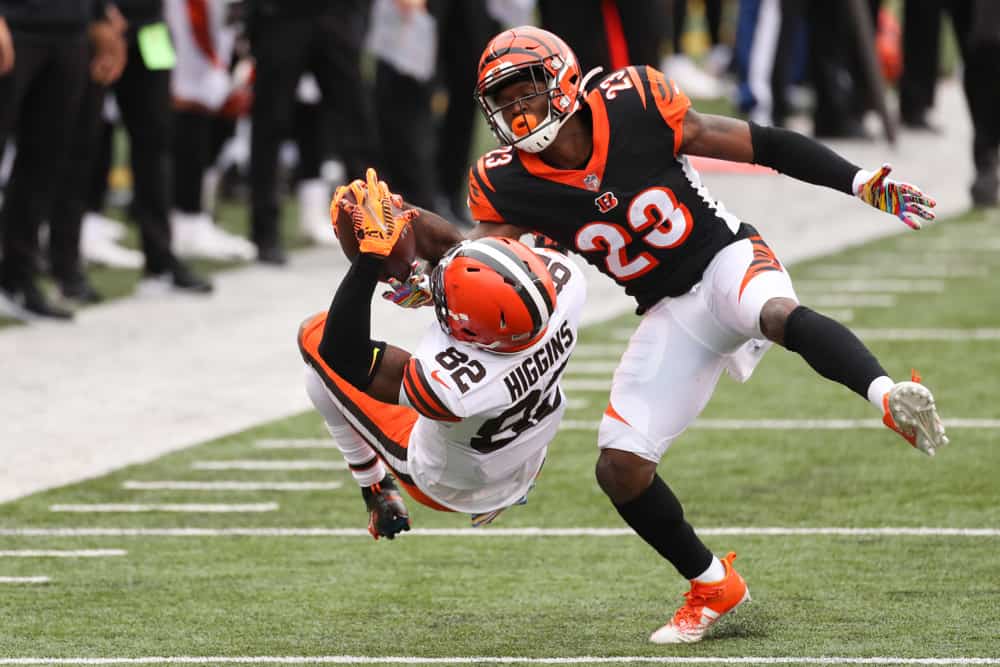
[598,235,798,462]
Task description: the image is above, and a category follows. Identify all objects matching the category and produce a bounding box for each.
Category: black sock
[614,475,713,580]
[783,306,887,399]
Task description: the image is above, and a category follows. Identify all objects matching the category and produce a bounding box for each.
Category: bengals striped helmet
[475,26,583,153]
[430,237,558,354]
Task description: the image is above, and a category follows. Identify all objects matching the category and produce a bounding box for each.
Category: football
[331,188,417,281]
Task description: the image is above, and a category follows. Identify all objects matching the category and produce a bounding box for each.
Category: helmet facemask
[477,60,579,154]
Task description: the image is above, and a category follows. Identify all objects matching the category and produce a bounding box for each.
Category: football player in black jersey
[359,26,949,644]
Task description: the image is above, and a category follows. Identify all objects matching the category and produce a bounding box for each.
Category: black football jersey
[468,65,746,312]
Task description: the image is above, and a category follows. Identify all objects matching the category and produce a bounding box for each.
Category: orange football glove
[332,168,417,257]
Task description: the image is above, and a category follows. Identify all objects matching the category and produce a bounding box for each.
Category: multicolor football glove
[331,168,417,257]
[854,163,936,230]
[382,261,434,308]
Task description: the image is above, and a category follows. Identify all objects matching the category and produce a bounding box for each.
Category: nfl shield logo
[583,173,601,191]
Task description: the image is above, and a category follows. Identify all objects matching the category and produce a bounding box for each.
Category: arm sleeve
[749,122,861,196]
[317,254,387,390]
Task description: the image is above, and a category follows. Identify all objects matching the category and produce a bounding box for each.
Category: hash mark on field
[49,503,278,513]
[192,460,347,471]
[123,481,341,491]
[0,576,49,584]
[0,656,998,664]
[0,550,125,557]
[3,527,998,538]
[560,418,1000,430]
[254,439,339,449]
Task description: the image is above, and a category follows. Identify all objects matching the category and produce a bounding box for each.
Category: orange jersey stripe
[646,66,691,155]
[468,168,504,223]
[626,66,646,109]
[403,359,460,422]
[738,236,783,301]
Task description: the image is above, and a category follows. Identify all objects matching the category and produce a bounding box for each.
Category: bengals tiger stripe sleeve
[401,358,461,422]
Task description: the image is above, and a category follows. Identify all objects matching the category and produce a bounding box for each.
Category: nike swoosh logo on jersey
[430,370,450,389]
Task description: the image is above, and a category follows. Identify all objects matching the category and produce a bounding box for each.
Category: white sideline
[122,481,341,491]
[49,503,278,513]
[560,418,1000,430]
[0,657,998,665]
[191,460,347,471]
[0,576,49,584]
[0,550,125,557]
[2,527,998,538]
[254,439,339,449]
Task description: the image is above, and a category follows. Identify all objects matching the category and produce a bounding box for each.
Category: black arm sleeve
[749,122,860,196]
[317,254,387,390]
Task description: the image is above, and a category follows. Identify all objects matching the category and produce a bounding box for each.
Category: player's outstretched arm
[680,110,936,229]
[320,170,418,404]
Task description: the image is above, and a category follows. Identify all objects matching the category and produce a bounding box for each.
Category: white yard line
[792,279,945,293]
[806,265,987,278]
[2,527,997,538]
[0,657,997,665]
[0,550,125,557]
[570,344,625,358]
[254,439,338,449]
[0,576,49,584]
[807,294,896,307]
[49,503,278,513]
[561,418,1000,430]
[191,460,347,471]
[853,329,1000,341]
[562,379,613,393]
[566,361,619,375]
[123,481,341,491]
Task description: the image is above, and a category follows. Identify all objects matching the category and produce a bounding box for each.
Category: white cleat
[883,375,949,456]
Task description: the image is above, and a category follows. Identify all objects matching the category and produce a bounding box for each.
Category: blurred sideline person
[165,0,256,261]
[900,0,1000,206]
[299,172,585,536]
[0,0,121,319]
[369,26,949,642]
[50,0,213,301]
[247,0,378,265]
[373,0,498,225]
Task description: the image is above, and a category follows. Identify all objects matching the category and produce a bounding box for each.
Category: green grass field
[2,209,999,665]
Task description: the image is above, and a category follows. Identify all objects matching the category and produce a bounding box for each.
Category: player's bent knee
[595,449,657,504]
[759,297,799,345]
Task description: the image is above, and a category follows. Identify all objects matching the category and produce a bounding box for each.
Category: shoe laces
[672,580,724,626]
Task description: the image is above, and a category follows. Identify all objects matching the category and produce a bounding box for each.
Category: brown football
[332,189,417,281]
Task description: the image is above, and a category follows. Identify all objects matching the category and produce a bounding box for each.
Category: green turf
[1,209,999,663]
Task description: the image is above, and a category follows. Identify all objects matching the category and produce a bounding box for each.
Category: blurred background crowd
[0,0,997,322]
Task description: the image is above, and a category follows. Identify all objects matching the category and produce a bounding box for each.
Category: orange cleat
[649,551,750,644]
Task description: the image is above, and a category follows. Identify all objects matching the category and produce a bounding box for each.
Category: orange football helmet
[475,26,584,153]
[431,237,558,353]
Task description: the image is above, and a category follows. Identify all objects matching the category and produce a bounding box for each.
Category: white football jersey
[400,249,587,514]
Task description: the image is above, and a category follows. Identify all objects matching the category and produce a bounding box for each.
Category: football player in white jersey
[298,179,586,538]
